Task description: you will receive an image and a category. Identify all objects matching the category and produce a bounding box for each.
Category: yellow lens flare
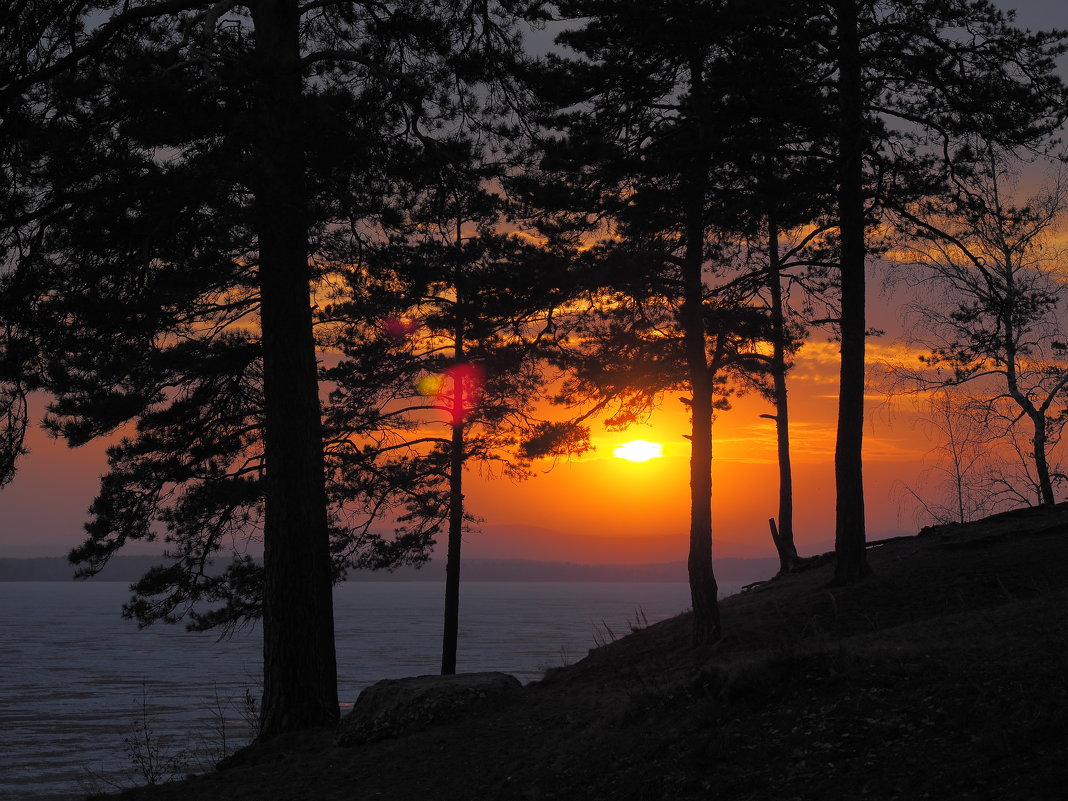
[613,440,664,462]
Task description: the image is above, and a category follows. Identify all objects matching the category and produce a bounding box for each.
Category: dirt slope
[98,503,1068,801]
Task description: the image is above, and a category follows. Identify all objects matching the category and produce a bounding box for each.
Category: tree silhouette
[530,0,804,644]
[892,148,1068,507]
[526,0,846,641]
[321,139,575,673]
[0,2,62,488]
[807,0,1067,583]
[0,269,33,488]
[895,389,1006,526]
[2,0,540,738]
[754,216,836,572]
[715,10,839,574]
[0,370,29,489]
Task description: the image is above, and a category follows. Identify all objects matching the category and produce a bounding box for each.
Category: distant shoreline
[0,555,779,583]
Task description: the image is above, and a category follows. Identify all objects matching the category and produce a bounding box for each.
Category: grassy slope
[102,504,1068,801]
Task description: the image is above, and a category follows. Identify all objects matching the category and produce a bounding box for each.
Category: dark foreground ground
[97,504,1068,801]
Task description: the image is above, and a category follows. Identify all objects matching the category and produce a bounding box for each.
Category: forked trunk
[1031,413,1055,505]
[254,0,339,738]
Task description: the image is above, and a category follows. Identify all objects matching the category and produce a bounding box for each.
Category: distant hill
[470,523,781,561]
[351,557,778,583]
[0,555,173,582]
[0,555,779,583]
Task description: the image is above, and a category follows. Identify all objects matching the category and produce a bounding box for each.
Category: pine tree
[524,1,793,644]
[322,134,581,673]
[2,0,542,738]
[810,0,1067,583]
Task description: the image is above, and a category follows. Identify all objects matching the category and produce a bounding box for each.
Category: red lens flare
[416,363,484,425]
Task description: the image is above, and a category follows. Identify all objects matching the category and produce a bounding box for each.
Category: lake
[0,579,734,800]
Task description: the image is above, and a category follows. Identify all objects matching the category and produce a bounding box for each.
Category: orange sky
[0,331,936,562]
[3,0,1064,563]
[1,223,1058,563]
[461,338,934,563]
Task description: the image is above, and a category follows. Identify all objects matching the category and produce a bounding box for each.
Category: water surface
[1,579,723,800]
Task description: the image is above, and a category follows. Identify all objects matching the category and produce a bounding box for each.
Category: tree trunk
[767,211,800,573]
[441,358,465,675]
[442,222,466,675]
[683,55,726,645]
[832,0,870,585]
[681,53,720,647]
[1030,412,1055,505]
[254,0,339,739]
[686,338,720,646]
[1003,268,1055,506]
[945,400,966,523]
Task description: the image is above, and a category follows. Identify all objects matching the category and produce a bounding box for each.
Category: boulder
[337,672,521,747]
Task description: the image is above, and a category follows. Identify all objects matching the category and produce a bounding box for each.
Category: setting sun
[613,440,664,463]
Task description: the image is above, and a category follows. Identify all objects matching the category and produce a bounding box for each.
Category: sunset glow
[613,440,664,463]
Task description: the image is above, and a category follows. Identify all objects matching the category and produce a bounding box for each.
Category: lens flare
[415,374,445,397]
[441,364,483,424]
[415,364,484,424]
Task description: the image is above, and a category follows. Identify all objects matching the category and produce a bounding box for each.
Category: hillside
[97,504,1068,801]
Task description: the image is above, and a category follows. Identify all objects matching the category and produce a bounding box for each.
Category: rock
[337,672,521,747]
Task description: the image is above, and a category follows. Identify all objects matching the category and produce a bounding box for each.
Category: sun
[613,440,664,463]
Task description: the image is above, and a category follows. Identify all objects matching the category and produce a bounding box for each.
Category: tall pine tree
[811,0,1067,582]
[322,134,579,674]
[531,0,798,644]
[3,0,543,738]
